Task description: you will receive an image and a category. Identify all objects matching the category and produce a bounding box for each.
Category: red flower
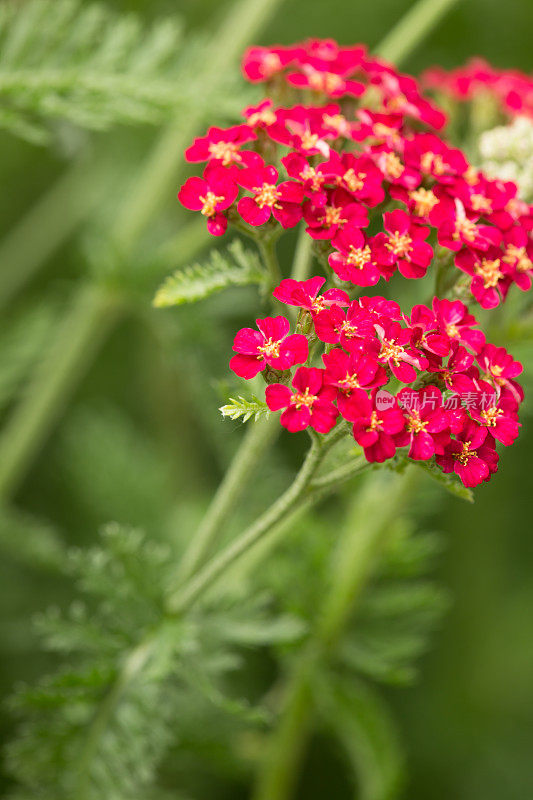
[454,245,509,308]
[237,163,303,228]
[230,316,308,379]
[265,367,339,433]
[436,415,499,487]
[430,197,501,252]
[286,65,365,98]
[350,391,406,463]
[314,301,375,350]
[242,45,303,82]
[501,226,533,291]
[404,132,468,182]
[282,153,328,206]
[273,276,349,314]
[178,166,238,236]
[372,147,421,189]
[303,189,368,240]
[316,151,385,207]
[373,209,433,279]
[185,125,258,167]
[469,388,520,446]
[395,385,451,460]
[374,319,428,382]
[428,342,477,393]
[407,304,450,358]
[431,297,486,353]
[476,344,523,402]
[329,228,381,286]
[323,348,387,420]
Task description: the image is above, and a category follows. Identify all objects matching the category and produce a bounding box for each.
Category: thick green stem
[374,0,461,65]
[252,470,416,800]
[173,413,281,585]
[0,285,120,500]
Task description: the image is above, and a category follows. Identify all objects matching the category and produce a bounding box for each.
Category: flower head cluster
[423,58,533,120]
[178,39,533,310]
[232,280,523,487]
[175,39,529,490]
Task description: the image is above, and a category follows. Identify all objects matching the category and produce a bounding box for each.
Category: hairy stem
[252,470,416,800]
[258,237,283,291]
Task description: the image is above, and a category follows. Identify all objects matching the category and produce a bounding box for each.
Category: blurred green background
[1,0,533,798]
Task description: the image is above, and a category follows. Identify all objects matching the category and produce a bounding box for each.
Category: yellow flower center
[470,193,492,213]
[446,322,460,338]
[323,113,347,134]
[475,258,502,288]
[407,411,428,434]
[261,53,282,76]
[386,231,413,257]
[503,244,532,272]
[453,217,477,243]
[346,244,372,269]
[380,340,404,364]
[421,151,446,175]
[301,165,324,191]
[409,187,438,216]
[290,387,316,409]
[481,407,502,427]
[339,373,360,391]
[308,71,343,93]
[382,152,404,180]
[300,131,320,151]
[323,206,346,227]
[464,166,479,185]
[208,141,240,166]
[254,183,281,208]
[367,410,384,432]
[455,440,477,465]
[247,108,276,126]
[258,338,281,359]
[342,168,366,192]
[200,191,223,217]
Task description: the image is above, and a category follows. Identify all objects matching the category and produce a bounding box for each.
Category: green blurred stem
[291,227,314,282]
[112,0,284,255]
[0,285,120,500]
[174,412,281,584]
[258,237,282,290]
[375,0,460,65]
[252,471,415,800]
[0,155,108,310]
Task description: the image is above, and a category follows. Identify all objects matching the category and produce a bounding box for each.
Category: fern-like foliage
[0,0,247,144]
[5,524,304,799]
[153,240,265,308]
[220,395,270,423]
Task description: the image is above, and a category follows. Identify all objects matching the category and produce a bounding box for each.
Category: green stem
[168,426,347,614]
[290,227,314,282]
[258,237,282,291]
[173,413,281,585]
[0,284,120,500]
[0,155,109,310]
[252,470,416,800]
[375,0,460,65]
[112,0,284,255]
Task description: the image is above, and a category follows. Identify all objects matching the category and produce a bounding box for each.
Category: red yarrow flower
[237,163,304,228]
[329,228,381,286]
[323,347,387,420]
[178,166,238,236]
[230,316,308,379]
[373,209,433,279]
[395,385,451,460]
[374,319,429,382]
[436,415,499,487]
[350,391,406,463]
[185,125,258,167]
[273,276,349,314]
[265,367,339,433]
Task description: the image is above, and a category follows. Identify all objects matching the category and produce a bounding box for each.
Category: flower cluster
[178,39,533,309]
[423,58,533,120]
[231,279,523,487]
[175,38,529,490]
